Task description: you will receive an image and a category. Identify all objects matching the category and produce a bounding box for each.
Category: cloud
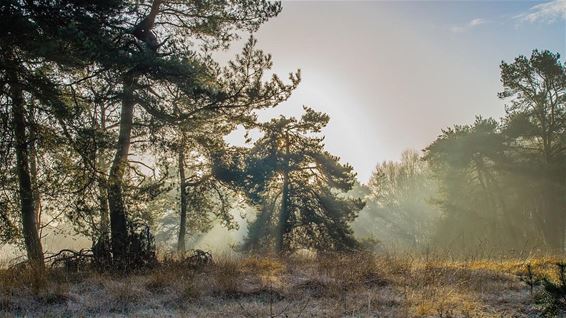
[469,18,486,27]
[516,0,566,23]
[450,18,487,33]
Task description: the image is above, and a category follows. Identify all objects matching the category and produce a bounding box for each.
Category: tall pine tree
[227,107,364,253]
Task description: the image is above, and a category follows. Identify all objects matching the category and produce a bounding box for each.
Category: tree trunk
[276,132,290,253]
[96,103,110,236]
[108,0,162,267]
[9,70,44,270]
[29,123,42,235]
[98,173,110,235]
[98,106,110,235]
[177,145,188,252]
[108,74,135,267]
[276,170,289,253]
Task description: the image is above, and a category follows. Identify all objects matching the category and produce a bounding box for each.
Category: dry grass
[0,251,560,317]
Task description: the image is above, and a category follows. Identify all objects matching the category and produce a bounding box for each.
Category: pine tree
[237,107,365,253]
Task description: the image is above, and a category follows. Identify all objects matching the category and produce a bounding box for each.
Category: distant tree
[424,117,525,251]
[224,107,364,253]
[152,135,240,252]
[146,141,237,251]
[358,150,439,249]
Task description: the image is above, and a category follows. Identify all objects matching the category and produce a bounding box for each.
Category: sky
[225,0,566,183]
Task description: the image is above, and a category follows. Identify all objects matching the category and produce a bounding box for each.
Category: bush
[535,262,566,317]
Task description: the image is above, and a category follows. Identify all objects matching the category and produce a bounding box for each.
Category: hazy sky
[225,0,566,183]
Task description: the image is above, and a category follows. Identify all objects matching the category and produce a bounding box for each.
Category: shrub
[535,262,566,317]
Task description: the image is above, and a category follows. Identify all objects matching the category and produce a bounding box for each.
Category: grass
[0,251,562,317]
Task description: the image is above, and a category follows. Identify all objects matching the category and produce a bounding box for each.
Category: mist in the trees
[352,150,441,251]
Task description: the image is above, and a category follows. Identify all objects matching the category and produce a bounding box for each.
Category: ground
[0,252,563,317]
